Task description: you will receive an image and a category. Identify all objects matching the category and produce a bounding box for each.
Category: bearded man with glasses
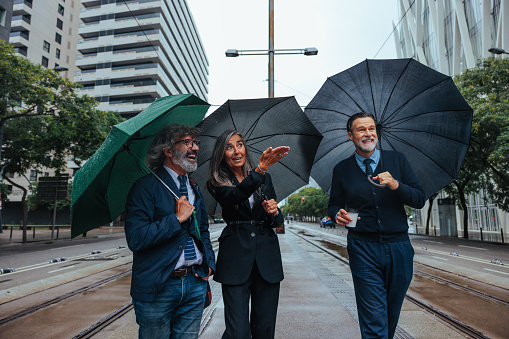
[125,124,215,339]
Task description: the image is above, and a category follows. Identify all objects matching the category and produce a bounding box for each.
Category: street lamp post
[488,47,509,55]
[226,0,318,98]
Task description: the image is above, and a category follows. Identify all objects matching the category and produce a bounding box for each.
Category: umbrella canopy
[70,94,209,237]
[305,58,473,200]
[191,96,323,217]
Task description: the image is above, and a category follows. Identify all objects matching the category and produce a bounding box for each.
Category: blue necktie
[363,158,374,176]
[178,175,197,261]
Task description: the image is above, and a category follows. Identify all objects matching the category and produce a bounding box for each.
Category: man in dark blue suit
[328,112,425,339]
[125,124,215,339]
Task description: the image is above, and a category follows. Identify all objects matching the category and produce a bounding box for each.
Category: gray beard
[354,137,378,154]
[172,149,198,173]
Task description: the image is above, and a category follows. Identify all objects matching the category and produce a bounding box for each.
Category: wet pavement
[2,223,503,338]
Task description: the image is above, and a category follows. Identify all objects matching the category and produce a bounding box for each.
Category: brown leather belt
[171,266,194,278]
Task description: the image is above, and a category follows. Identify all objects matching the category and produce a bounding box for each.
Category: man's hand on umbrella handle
[257,146,290,173]
[175,196,195,223]
[336,209,358,226]
[262,199,278,215]
[372,171,399,190]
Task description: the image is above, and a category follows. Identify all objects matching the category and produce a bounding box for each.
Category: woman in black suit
[207,130,289,339]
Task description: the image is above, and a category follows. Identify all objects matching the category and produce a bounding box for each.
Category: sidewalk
[104,231,463,339]
[0,225,125,246]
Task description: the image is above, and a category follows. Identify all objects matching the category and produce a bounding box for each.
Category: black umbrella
[191,96,323,217]
[305,58,473,200]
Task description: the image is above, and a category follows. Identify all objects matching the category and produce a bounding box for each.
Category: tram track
[0,233,221,338]
[287,227,508,339]
[0,268,132,327]
[69,242,222,338]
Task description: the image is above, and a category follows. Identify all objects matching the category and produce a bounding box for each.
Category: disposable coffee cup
[345,210,358,228]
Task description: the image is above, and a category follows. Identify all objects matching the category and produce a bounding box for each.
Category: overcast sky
[188,0,401,110]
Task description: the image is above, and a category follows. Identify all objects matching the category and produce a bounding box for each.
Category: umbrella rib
[383,109,473,129]
[383,127,470,146]
[311,138,352,165]
[380,59,413,123]
[243,97,293,140]
[366,59,378,118]
[305,107,356,120]
[227,100,238,132]
[383,131,460,178]
[383,76,452,125]
[327,77,366,112]
[247,133,324,146]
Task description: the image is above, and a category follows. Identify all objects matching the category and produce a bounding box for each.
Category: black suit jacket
[125,167,216,301]
[208,170,284,285]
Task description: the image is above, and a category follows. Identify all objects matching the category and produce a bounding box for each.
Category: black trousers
[221,263,280,339]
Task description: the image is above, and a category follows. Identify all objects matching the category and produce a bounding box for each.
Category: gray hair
[207,130,254,188]
[146,124,200,171]
[346,112,375,133]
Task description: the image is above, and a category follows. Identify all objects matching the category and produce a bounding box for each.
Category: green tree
[448,57,509,238]
[0,41,124,242]
[284,187,328,220]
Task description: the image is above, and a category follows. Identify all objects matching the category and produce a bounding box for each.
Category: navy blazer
[208,170,284,285]
[125,167,216,302]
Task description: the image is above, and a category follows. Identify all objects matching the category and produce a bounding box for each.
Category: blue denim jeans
[132,274,207,339]
[347,238,414,339]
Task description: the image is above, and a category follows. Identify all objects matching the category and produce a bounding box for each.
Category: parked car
[213,217,224,224]
[320,216,335,228]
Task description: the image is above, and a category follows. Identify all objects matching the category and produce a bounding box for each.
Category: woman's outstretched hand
[257,146,290,173]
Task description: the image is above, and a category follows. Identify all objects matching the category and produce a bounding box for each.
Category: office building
[0,0,14,41]
[76,0,208,118]
[393,0,508,241]
[9,0,81,77]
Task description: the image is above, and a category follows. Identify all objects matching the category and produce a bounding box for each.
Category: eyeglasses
[176,139,200,148]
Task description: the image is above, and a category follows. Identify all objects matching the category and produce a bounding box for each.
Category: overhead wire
[120,0,161,59]
[373,0,415,59]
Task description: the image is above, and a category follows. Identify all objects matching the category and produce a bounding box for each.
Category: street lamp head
[225,49,240,57]
[303,47,318,56]
[488,47,507,55]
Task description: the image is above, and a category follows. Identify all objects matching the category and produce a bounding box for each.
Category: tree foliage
[446,57,509,238]
[283,187,329,218]
[0,41,124,241]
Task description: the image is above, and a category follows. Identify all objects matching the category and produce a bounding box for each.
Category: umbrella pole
[125,148,202,239]
[366,130,386,188]
[124,148,179,199]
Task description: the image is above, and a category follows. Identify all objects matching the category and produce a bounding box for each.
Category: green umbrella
[70,94,209,238]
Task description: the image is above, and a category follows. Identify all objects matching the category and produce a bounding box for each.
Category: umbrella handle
[192,210,201,240]
[367,175,387,189]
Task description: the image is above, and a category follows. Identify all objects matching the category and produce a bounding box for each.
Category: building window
[0,7,6,27]
[30,170,38,181]
[5,172,14,178]
[58,4,64,16]
[6,185,12,193]
[56,48,60,59]
[55,32,62,44]
[56,18,63,29]
[43,41,50,53]
[41,56,49,67]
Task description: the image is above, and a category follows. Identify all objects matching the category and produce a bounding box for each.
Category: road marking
[484,268,509,276]
[458,245,487,251]
[422,240,444,244]
[50,244,84,250]
[431,256,448,261]
[48,265,76,274]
